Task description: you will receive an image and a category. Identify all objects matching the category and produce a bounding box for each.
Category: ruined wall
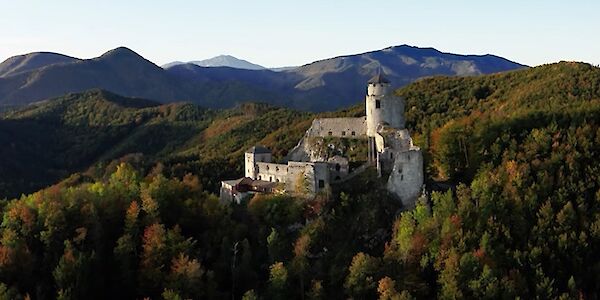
[386,149,424,208]
[245,152,272,178]
[285,162,330,195]
[255,162,288,183]
[307,117,367,138]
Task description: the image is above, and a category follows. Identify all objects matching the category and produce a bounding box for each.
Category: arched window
[275,167,279,172]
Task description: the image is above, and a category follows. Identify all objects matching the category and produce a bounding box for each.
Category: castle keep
[221,75,424,207]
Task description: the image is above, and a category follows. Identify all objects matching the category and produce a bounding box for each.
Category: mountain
[0,47,188,106]
[0,45,526,111]
[164,45,527,111]
[162,55,266,70]
[0,52,79,77]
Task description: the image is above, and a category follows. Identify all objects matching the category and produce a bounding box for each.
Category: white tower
[244,146,272,179]
[365,74,405,137]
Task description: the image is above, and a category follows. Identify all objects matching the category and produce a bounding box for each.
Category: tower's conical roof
[368,73,391,84]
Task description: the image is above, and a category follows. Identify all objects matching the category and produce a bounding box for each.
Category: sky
[1,0,599,68]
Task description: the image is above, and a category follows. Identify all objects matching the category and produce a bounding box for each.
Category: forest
[0,62,598,299]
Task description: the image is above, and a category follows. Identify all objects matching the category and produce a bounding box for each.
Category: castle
[221,74,424,207]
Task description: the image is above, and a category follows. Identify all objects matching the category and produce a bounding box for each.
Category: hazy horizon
[1,0,599,68]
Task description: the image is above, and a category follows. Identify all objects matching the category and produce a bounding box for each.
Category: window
[318,180,325,188]
[341,131,346,136]
[351,131,356,136]
[258,176,262,180]
[398,168,403,174]
[375,100,381,109]
[335,163,341,171]
[328,131,333,136]
[266,165,270,171]
[270,176,273,182]
[401,175,404,181]
[335,176,341,181]
[275,167,279,172]
[276,178,279,182]
[408,154,411,160]
[390,152,394,159]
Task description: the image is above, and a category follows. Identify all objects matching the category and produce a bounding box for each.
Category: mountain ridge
[163,54,266,70]
[0,44,527,111]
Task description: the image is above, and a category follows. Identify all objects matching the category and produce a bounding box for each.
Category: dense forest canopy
[0,62,598,299]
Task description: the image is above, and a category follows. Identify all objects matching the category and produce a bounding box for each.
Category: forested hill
[0,62,598,299]
[0,90,314,198]
[396,61,600,180]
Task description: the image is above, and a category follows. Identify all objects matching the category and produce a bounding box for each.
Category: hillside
[0,62,598,299]
[0,45,525,111]
[0,90,314,198]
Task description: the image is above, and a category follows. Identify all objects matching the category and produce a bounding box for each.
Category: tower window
[318,180,325,188]
[351,131,356,136]
[375,100,381,109]
[341,131,346,136]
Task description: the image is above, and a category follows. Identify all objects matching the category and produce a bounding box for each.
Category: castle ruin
[221,74,424,207]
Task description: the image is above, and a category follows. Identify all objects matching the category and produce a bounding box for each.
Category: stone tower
[244,146,272,179]
[365,74,405,137]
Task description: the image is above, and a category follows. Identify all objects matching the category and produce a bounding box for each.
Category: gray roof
[368,74,391,84]
[246,145,271,154]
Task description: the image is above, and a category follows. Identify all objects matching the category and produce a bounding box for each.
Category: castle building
[221,74,424,207]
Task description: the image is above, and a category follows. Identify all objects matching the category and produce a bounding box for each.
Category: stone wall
[255,162,288,183]
[307,117,367,138]
[245,152,272,178]
[386,149,424,208]
[285,161,330,195]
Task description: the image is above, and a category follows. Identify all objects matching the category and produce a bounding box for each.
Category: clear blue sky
[1,0,598,67]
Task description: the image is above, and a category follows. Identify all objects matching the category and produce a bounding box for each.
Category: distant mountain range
[0,45,527,111]
[162,55,267,70]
